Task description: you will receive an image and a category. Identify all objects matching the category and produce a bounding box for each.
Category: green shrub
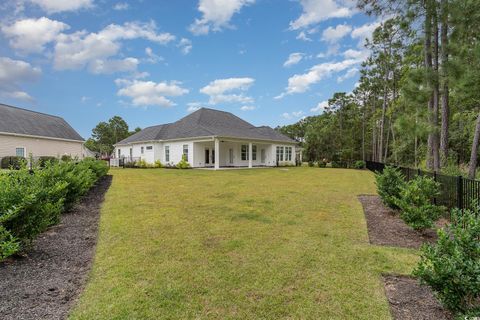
[0,226,19,259]
[61,154,72,162]
[331,161,348,168]
[375,166,405,209]
[154,160,162,168]
[353,160,366,169]
[317,161,327,168]
[308,161,314,167]
[0,156,26,169]
[176,154,191,169]
[413,208,480,315]
[0,158,108,261]
[36,156,58,168]
[136,159,148,168]
[396,176,445,230]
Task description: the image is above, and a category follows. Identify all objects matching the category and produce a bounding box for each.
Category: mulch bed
[0,175,112,320]
[358,195,453,318]
[358,194,445,249]
[383,275,452,320]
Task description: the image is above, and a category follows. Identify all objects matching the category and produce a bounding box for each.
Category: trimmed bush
[414,208,480,315]
[61,155,72,162]
[375,166,405,209]
[154,160,162,168]
[176,154,191,169]
[317,161,327,168]
[36,156,58,168]
[308,161,314,167]
[0,159,108,260]
[1,156,26,169]
[353,160,366,169]
[396,176,445,230]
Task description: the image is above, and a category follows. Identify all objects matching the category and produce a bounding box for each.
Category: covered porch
[192,138,275,169]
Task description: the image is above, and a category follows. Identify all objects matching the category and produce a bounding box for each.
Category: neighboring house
[0,103,85,160]
[114,108,297,169]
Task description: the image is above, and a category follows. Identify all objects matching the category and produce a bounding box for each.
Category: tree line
[278,0,480,179]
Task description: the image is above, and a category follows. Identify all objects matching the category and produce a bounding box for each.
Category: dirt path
[0,175,112,320]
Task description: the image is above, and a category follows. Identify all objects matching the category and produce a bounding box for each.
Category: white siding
[115,139,296,167]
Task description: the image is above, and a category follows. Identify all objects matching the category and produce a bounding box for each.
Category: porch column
[248,142,252,168]
[214,138,220,169]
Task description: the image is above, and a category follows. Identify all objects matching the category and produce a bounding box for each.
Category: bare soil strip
[383,275,452,320]
[358,194,439,249]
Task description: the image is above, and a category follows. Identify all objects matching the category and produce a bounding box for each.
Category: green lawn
[71,167,418,320]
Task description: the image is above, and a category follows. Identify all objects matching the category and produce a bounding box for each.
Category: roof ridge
[0,102,65,120]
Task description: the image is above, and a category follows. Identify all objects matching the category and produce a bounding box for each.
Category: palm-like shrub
[375,166,405,209]
[396,176,444,230]
[414,208,480,315]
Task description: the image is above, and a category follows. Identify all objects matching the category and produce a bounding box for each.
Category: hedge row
[375,166,480,316]
[0,158,109,260]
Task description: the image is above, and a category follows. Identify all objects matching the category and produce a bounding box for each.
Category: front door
[212,150,215,164]
[205,149,210,164]
[229,148,233,164]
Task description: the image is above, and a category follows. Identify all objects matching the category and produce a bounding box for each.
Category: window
[141,146,144,154]
[129,148,132,157]
[241,144,249,161]
[276,146,284,162]
[118,149,121,158]
[285,147,292,161]
[165,146,170,162]
[183,144,189,162]
[146,146,153,150]
[252,145,257,161]
[16,147,25,157]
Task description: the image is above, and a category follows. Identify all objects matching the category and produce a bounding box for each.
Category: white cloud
[276,58,359,98]
[115,79,189,107]
[113,2,129,10]
[2,17,69,54]
[337,67,358,82]
[289,0,353,30]
[296,31,312,41]
[343,48,368,59]
[200,77,254,104]
[240,105,255,111]
[28,0,93,13]
[81,96,90,102]
[310,100,328,112]
[0,57,41,101]
[351,21,380,46]
[88,58,139,74]
[145,47,163,63]
[317,43,341,58]
[189,0,255,35]
[283,52,304,67]
[282,111,305,119]
[178,38,192,55]
[187,102,203,112]
[321,23,352,43]
[53,21,174,73]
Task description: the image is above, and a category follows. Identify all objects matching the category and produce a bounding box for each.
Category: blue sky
[0,0,379,138]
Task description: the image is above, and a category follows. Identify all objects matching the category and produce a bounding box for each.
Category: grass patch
[71,167,418,319]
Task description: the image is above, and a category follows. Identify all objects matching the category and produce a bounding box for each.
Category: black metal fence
[366,161,480,211]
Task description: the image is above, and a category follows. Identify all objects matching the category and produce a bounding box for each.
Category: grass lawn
[71,167,418,320]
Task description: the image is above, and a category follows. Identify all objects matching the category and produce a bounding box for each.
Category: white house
[0,103,86,160]
[114,108,297,169]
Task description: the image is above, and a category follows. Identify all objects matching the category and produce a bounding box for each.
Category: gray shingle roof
[117,108,295,145]
[0,103,84,141]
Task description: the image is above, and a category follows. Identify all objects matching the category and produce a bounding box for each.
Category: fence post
[457,175,463,210]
